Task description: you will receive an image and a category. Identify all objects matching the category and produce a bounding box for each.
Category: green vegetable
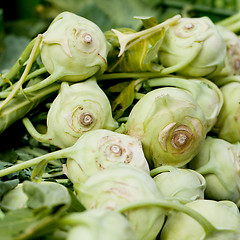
[212,26,240,78]
[74,164,165,240]
[0,82,60,134]
[144,76,223,132]
[189,136,240,206]
[213,81,240,142]
[23,78,118,148]
[0,129,150,181]
[60,209,138,240]
[158,17,226,77]
[123,87,207,167]
[151,166,206,203]
[160,199,240,240]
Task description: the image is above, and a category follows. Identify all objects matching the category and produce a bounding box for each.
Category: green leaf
[112,81,136,119]
[0,179,19,198]
[23,181,71,210]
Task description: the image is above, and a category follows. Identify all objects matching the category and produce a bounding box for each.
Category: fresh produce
[22,78,118,148]
[189,136,240,206]
[51,209,139,240]
[74,164,165,240]
[158,17,226,77]
[123,86,207,167]
[1,5,240,240]
[0,129,150,181]
[151,166,206,203]
[160,199,240,240]
[213,81,240,142]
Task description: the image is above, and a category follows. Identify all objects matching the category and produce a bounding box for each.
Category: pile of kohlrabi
[1,10,240,240]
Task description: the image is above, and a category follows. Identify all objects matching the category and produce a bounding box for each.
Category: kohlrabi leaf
[112,80,136,119]
[0,179,19,198]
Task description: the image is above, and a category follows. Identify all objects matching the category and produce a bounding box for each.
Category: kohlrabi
[73,164,165,240]
[213,81,240,143]
[0,129,150,182]
[39,11,109,85]
[151,166,206,203]
[23,78,118,148]
[60,209,138,240]
[160,199,240,240]
[158,17,226,77]
[123,87,207,168]
[0,11,110,110]
[212,25,240,78]
[144,76,223,132]
[189,136,240,206]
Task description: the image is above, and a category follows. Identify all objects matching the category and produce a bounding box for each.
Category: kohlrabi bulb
[158,17,226,77]
[66,129,150,183]
[189,136,240,206]
[213,26,240,78]
[145,76,223,132]
[74,164,165,240]
[23,78,118,148]
[160,199,240,240]
[63,209,138,240]
[124,87,207,167]
[40,11,110,81]
[213,81,240,143]
[152,166,206,203]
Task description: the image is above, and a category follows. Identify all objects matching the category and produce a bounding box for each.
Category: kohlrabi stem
[1,37,37,83]
[150,165,176,177]
[212,75,240,86]
[116,199,217,236]
[0,35,43,110]
[113,15,181,56]
[224,21,240,33]
[20,71,63,94]
[0,67,48,98]
[0,147,72,178]
[98,43,201,81]
[159,42,202,74]
[217,11,240,28]
[22,117,52,143]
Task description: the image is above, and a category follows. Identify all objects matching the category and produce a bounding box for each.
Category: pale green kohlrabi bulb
[145,76,223,132]
[74,164,166,240]
[158,17,226,77]
[23,78,118,148]
[212,26,240,78]
[189,136,240,206]
[124,87,207,168]
[160,199,240,240]
[152,166,206,204]
[66,129,150,183]
[40,11,110,81]
[63,209,138,240]
[213,81,240,143]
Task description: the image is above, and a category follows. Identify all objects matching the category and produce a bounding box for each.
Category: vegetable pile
[1,9,240,240]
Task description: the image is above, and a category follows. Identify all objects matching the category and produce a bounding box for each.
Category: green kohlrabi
[189,136,240,206]
[159,199,240,240]
[213,81,240,143]
[151,166,206,204]
[23,78,118,148]
[0,11,110,111]
[0,129,150,182]
[60,209,138,240]
[73,164,165,240]
[158,17,226,77]
[122,87,207,168]
[211,26,240,78]
[144,76,223,132]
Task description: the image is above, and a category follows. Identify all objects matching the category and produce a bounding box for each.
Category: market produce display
[1,5,240,240]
